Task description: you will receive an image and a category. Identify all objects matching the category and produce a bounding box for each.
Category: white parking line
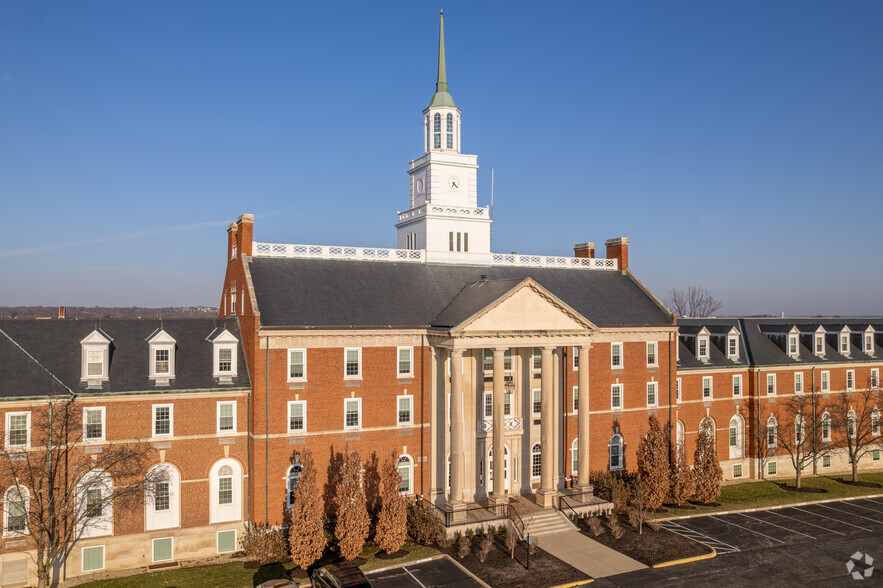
[838,500,883,519]
[737,512,815,539]
[403,566,428,588]
[815,503,883,525]
[709,515,785,544]
[862,497,883,506]
[791,506,872,533]
[660,521,741,554]
[764,509,845,536]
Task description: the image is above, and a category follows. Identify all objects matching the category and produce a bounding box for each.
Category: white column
[491,347,506,503]
[577,345,592,492]
[449,348,465,505]
[538,346,557,507]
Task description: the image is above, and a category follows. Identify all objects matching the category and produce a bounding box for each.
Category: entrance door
[487,445,510,493]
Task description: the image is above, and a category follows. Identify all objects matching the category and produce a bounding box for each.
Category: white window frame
[611,384,623,410]
[344,347,362,379]
[531,443,542,479]
[81,545,105,573]
[77,469,113,538]
[610,342,623,369]
[676,377,682,402]
[482,349,493,373]
[821,370,830,392]
[729,415,744,459]
[822,455,832,468]
[5,412,30,449]
[145,464,180,531]
[864,329,875,354]
[609,435,623,471]
[152,537,174,563]
[767,373,776,396]
[840,330,850,354]
[846,369,855,391]
[794,372,803,394]
[732,375,742,397]
[815,329,825,356]
[287,348,307,382]
[571,438,579,476]
[398,454,414,495]
[344,398,362,430]
[821,412,831,441]
[152,404,173,438]
[767,416,778,448]
[397,347,413,378]
[3,485,29,537]
[733,464,743,479]
[646,342,657,367]
[216,401,236,434]
[646,382,658,407]
[397,395,413,426]
[572,346,580,369]
[727,335,739,359]
[212,332,239,378]
[702,376,713,399]
[209,459,242,524]
[217,529,237,554]
[532,348,542,373]
[768,461,777,476]
[788,332,799,357]
[871,368,879,388]
[287,400,307,434]
[572,385,579,413]
[83,407,106,442]
[81,330,111,382]
[147,330,176,380]
[697,336,710,360]
[483,391,493,419]
[532,389,541,416]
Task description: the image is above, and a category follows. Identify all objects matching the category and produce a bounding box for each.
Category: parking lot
[367,556,484,588]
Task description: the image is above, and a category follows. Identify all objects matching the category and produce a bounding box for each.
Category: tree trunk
[852,458,859,483]
[795,464,802,488]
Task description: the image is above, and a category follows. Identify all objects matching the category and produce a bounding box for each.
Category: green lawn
[75,541,439,588]
[657,472,883,519]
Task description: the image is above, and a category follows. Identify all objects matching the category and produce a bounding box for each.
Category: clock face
[448,176,461,191]
[416,178,424,195]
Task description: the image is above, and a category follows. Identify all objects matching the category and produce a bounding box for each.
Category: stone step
[522,510,577,537]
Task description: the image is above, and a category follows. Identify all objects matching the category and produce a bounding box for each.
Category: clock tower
[396,11,492,264]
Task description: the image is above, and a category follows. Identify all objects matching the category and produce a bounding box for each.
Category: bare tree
[333,449,370,561]
[628,474,651,535]
[665,287,722,318]
[289,450,326,570]
[828,377,881,482]
[0,395,154,588]
[636,415,669,511]
[774,394,832,488]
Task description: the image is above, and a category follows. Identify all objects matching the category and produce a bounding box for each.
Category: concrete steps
[522,509,577,537]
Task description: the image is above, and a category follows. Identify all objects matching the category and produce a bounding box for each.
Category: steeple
[428,10,456,109]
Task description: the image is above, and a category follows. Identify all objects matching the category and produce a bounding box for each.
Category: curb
[652,547,717,569]
[655,493,883,522]
[550,580,595,587]
[363,553,446,576]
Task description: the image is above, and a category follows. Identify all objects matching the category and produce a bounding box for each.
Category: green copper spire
[428,10,456,109]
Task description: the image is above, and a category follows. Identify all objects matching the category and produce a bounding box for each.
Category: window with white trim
[148,330,176,380]
[344,398,361,429]
[504,390,512,417]
[397,347,413,377]
[646,342,657,367]
[794,372,803,394]
[865,329,874,354]
[732,375,742,397]
[532,348,542,372]
[871,368,879,388]
[288,401,306,433]
[609,435,623,470]
[83,407,105,441]
[697,336,709,360]
[676,377,681,402]
[728,335,739,358]
[573,346,580,369]
[571,438,579,475]
[846,370,855,390]
[702,376,713,399]
[4,486,28,536]
[81,330,111,382]
[217,529,237,554]
[767,374,776,396]
[484,392,493,418]
[611,343,623,368]
[840,331,850,354]
[531,443,541,478]
[768,461,777,476]
[152,404,172,437]
[646,382,657,407]
[5,412,30,449]
[482,349,493,372]
[821,371,830,392]
[210,459,242,523]
[815,331,825,356]
[230,282,237,314]
[288,349,306,381]
[532,389,541,416]
[821,412,831,441]
[788,334,798,357]
[397,395,412,425]
[82,545,105,572]
[572,386,579,412]
[503,349,513,372]
[767,416,777,448]
[212,330,238,378]
[145,464,180,531]
[729,415,744,459]
[611,384,623,410]
[152,537,174,563]
[822,455,831,468]
[217,401,236,434]
[344,348,361,379]
[873,408,880,436]
[874,449,881,462]
[848,409,856,438]
[286,463,302,508]
[78,469,112,538]
[398,455,413,494]
[733,464,743,478]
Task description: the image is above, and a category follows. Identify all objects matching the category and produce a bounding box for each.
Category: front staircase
[522,508,577,537]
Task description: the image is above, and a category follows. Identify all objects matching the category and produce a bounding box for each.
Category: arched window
[398,455,413,495]
[433,113,441,149]
[609,435,623,470]
[729,415,744,460]
[145,464,180,531]
[700,417,716,441]
[425,116,430,152]
[821,412,831,441]
[4,486,28,535]
[77,469,112,539]
[446,113,454,148]
[531,443,541,478]
[676,420,685,455]
[767,416,778,448]
[571,438,579,475]
[848,409,856,438]
[210,459,242,523]
[286,463,302,508]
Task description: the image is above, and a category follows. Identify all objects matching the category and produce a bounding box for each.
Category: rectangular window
[874,450,880,462]
[815,335,824,355]
[532,348,542,372]
[872,369,879,388]
[449,232,453,251]
[155,481,170,511]
[218,348,233,373]
[84,407,105,441]
[154,349,170,375]
[846,370,855,390]
[5,412,29,448]
[82,545,105,572]
[152,537,174,562]
[572,386,579,412]
[794,372,803,394]
[872,412,880,436]
[218,477,232,505]
[822,455,831,468]
[503,349,512,372]
[344,399,361,429]
[504,391,512,417]
[767,462,777,476]
[611,384,623,410]
[532,389,541,416]
[788,336,798,356]
[676,378,681,402]
[822,414,831,441]
[646,342,657,366]
[87,350,104,377]
[573,346,579,369]
[611,343,623,369]
[85,488,102,518]
[866,334,874,353]
[767,424,777,447]
[730,426,737,447]
[344,348,361,378]
[456,232,461,252]
[218,530,236,553]
[702,376,713,399]
[821,371,830,392]
[732,375,742,396]
[231,290,237,314]
[397,347,413,377]
[482,349,493,372]
[464,233,468,252]
[698,338,709,359]
[840,334,849,353]
[217,402,236,434]
[153,405,172,437]
[288,349,306,381]
[288,401,306,433]
[728,336,738,357]
[397,395,412,425]
[733,464,743,479]
[767,374,776,396]
[646,382,657,407]
[484,392,493,418]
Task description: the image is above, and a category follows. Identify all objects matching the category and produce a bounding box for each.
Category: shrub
[334,449,370,560]
[476,533,493,563]
[436,531,454,549]
[240,522,288,564]
[375,453,408,554]
[456,535,471,559]
[611,525,625,540]
[670,441,696,505]
[636,416,670,510]
[611,477,630,512]
[288,450,326,570]
[502,523,518,558]
[647,519,662,532]
[587,517,604,537]
[693,419,723,504]
[406,502,443,546]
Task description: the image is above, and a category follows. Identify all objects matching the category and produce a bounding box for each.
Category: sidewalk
[535,531,646,578]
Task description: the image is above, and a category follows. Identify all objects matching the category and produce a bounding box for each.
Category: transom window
[288,401,306,433]
[345,399,361,429]
[611,384,623,410]
[344,348,361,378]
[288,349,306,381]
[397,347,413,377]
[611,343,623,368]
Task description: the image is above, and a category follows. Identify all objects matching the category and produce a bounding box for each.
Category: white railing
[253,242,425,263]
[398,204,489,222]
[492,253,617,270]
[477,418,524,433]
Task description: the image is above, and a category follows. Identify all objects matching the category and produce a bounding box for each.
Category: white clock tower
[396,11,492,264]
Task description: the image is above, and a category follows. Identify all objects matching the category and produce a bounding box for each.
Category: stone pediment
[450,278,595,336]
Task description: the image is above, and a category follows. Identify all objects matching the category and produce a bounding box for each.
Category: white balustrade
[397,204,489,222]
[477,418,524,433]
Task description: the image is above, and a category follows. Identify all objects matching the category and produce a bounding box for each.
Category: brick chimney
[227,213,255,261]
[605,237,629,270]
[573,242,595,259]
[58,306,65,319]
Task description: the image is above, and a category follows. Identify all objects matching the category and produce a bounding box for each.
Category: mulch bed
[577,514,712,566]
[778,483,827,493]
[835,478,882,488]
[442,535,589,588]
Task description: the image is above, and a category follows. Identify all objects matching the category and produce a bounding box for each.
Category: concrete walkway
[535,531,647,578]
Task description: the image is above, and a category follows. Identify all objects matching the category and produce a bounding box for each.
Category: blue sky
[1,1,881,315]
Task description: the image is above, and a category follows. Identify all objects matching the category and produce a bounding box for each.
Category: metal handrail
[507,502,525,539]
[558,494,580,521]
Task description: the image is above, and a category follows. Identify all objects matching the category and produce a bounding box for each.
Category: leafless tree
[665,287,722,318]
[0,395,155,588]
[774,394,833,488]
[828,377,881,483]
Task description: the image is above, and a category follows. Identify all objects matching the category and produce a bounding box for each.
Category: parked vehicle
[311,561,372,588]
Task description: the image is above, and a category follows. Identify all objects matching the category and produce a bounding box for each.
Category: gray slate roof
[677,318,747,369]
[248,258,672,329]
[0,318,249,399]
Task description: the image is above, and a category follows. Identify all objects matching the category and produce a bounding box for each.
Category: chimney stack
[573,242,595,259]
[605,237,629,270]
[228,214,255,262]
[58,306,65,319]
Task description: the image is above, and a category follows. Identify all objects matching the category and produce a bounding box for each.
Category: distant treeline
[0,306,219,319]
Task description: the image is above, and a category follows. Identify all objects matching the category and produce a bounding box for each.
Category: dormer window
[840,327,851,355]
[814,327,826,357]
[727,335,738,359]
[210,329,239,380]
[787,326,800,358]
[148,330,176,382]
[81,330,111,384]
[865,327,875,354]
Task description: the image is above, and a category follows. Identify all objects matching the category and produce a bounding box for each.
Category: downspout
[420,334,426,498]
[811,366,817,475]
[265,334,270,523]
